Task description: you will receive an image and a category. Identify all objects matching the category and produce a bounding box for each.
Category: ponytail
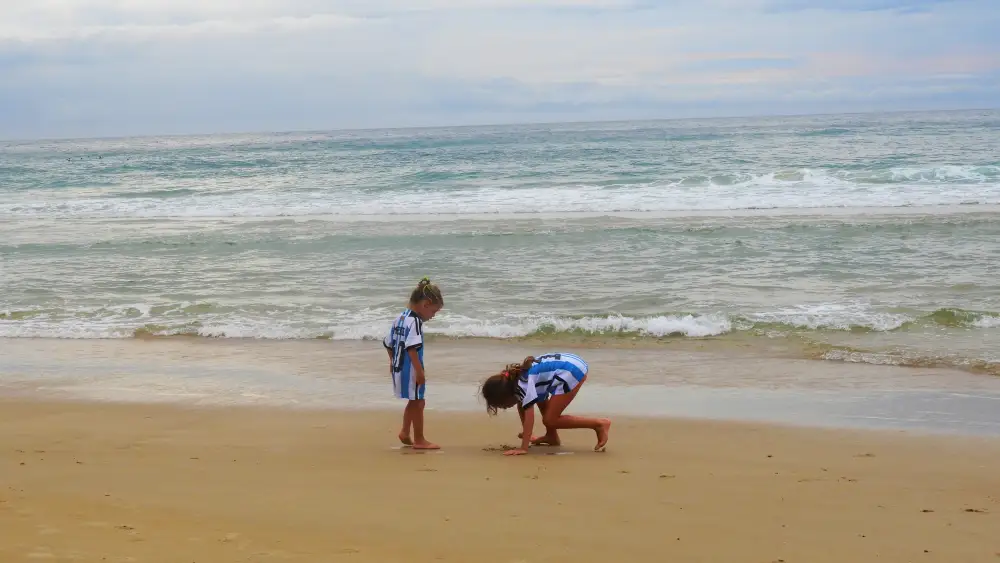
[503,356,535,392]
[409,277,444,306]
[481,356,535,415]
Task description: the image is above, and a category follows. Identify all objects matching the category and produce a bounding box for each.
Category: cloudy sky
[1,0,997,139]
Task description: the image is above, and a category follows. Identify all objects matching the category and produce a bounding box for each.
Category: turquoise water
[2,109,999,374]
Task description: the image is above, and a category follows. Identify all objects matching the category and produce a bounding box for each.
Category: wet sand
[2,400,1000,563]
[4,337,1000,435]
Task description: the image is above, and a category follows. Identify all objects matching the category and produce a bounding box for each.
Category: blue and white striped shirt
[383,309,424,384]
[515,352,589,407]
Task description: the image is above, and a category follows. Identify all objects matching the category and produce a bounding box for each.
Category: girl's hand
[504,448,528,456]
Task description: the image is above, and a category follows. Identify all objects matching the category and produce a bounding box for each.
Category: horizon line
[2,106,997,145]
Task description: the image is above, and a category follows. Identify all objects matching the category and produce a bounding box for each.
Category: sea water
[2,109,999,377]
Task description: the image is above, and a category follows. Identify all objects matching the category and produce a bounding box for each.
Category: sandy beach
[3,398,999,563]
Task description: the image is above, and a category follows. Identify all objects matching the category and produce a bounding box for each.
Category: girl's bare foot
[594,419,612,451]
[399,433,413,446]
[518,432,560,446]
[531,434,561,447]
[412,440,440,450]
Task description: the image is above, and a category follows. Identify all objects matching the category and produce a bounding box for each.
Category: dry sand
[2,400,999,563]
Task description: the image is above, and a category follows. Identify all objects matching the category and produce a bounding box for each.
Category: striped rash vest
[514,352,589,408]
[382,309,425,400]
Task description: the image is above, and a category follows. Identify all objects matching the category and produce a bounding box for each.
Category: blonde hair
[409,277,444,306]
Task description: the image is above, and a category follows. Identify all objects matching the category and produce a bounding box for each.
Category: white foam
[420,312,734,339]
[974,315,1000,329]
[1,166,999,220]
[885,165,999,183]
[0,308,734,340]
[623,313,732,337]
[1,301,995,341]
[821,349,906,366]
[747,302,913,332]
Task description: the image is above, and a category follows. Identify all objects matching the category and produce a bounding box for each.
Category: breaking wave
[2,165,999,220]
[2,304,997,340]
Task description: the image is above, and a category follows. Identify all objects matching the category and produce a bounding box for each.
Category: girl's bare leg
[540,376,612,451]
[516,404,559,445]
[410,400,439,450]
[531,402,561,445]
[399,402,414,445]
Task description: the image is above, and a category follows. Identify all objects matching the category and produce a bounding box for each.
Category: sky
[1,0,998,139]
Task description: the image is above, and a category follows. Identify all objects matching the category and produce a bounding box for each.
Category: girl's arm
[407,347,425,386]
[506,405,533,456]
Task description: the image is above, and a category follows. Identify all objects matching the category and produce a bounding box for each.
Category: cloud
[765,0,951,13]
[0,3,365,42]
[680,57,801,73]
[0,0,998,139]
[0,0,646,41]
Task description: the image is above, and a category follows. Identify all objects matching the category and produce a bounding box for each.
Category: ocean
[2,109,999,379]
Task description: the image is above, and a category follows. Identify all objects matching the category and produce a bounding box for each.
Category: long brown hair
[480,356,535,415]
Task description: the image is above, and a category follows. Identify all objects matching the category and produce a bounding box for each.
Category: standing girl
[383,277,444,450]
[480,352,611,456]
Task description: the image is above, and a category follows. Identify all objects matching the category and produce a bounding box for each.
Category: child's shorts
[393,369,426,401]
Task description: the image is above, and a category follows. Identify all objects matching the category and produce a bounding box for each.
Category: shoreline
[4,395,1000,446]
[3,400,999,562]
[4,386,1000,438]
[4,386,1000,439]
[5,307,999,378]
[3,337,1000,437]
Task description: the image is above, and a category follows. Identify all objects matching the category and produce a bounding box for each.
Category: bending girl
[480,352,611,456]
